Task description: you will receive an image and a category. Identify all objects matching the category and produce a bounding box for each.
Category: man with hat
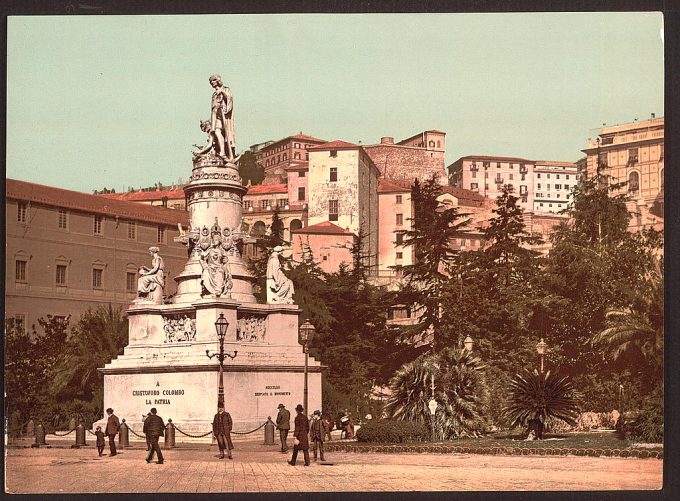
[275,403,291,453]
[309,410,328,462]
[143,408,165,464]
[288,404,310,466]
[212,405,234,459]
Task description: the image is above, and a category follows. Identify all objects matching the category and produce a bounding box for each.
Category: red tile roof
[7,179,189,226]
[291,221,355,235]
[378,178,412,193]
[308,140,358,151]
[261,133,328,151]
[246,183,288,195]
[98,188,185,202]
[283,162,309,171]
[439,186,488,207]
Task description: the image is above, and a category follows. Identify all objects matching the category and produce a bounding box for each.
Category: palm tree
[384,348,488,439]
[50,305,128,401]
[503,369,578,439]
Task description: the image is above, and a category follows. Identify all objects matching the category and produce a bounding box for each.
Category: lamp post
[206,313,238,409]
[428,374,438,443]
[463,335,474,352]
[536,338,547,374]
[299,319,316,415]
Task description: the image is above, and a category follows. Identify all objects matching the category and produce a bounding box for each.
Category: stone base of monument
[94,299,322,435]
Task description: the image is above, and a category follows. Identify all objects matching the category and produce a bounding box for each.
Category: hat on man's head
[277,403,285,409]
[313,410,321,416]
[150,408,157,414]
[295,404,304,412]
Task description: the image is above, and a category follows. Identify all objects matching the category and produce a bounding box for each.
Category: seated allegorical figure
[136,246,165,304]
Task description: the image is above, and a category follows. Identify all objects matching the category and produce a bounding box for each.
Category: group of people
[95,403,351,465]
[276,403,333,466]
[94,408,167,463]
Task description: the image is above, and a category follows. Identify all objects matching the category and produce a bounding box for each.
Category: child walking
[95,426,106,456]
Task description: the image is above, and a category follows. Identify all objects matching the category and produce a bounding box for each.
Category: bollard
[33,423,46,447]
[119,419,130,448]
[26,419,35,438]
[73,424,87,448]
[164,419,175,449]
[264,416,275,445]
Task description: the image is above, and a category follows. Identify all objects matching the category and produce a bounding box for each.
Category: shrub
[355,419,429,443]
[504,369,578,439]
[626,386,663,443]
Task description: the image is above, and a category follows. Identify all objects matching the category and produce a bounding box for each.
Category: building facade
[581,116,664,231]
[252,133,328,185]
[6,179,189,333]
[532,161,579,214]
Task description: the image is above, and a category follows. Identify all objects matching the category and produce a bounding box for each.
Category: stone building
[581,116,664,231]
[6,179,189,333]
[252,133,327,185]
[306,140,380,272]
[363,130,447,182]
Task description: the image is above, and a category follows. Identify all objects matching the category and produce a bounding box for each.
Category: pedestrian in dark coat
[94,426,106,456]
[143,408,165,464]
[142,413,152,451]
[322,414,333,441]
[275,403,291,453]
[309,410,329,461]
[212,405,234,459]
[288,404,310,466]
[104,408,120,456]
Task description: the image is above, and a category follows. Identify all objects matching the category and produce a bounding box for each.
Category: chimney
[380,137,394,145]
[651,112,656,119]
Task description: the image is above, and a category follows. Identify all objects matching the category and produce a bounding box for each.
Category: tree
[237,151,265,186]
[384,348,489,439]
[397,176,472,350]
[50,305,127,403]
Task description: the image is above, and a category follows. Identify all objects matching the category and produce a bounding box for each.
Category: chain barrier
[126,426,146,439]
[86,429,97,436]
[232,422,267,435]
[173,425,214,438]
[52,428,77,436]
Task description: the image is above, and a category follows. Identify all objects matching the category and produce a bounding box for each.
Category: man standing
[104,408,120,457]
[212,405,234,459]
[275,403,291,453]
[288,404,310,466]
[309,410,328,462]
[142,413,152,451]
[208,74,236,161]
[143,408,165,464]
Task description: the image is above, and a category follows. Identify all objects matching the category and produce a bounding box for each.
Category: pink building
[290,221,355,274]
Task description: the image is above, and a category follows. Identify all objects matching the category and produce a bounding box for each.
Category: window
[497,162,501,168]
[537,183,541,189]
[521,174,525,181]
[157,226,165,243]
[283,153,288,160]
[519,185,528,195]
[92,268,103,289]
[460,239,467,248]
[547,174,551,179]
[396,252,403,259]
[396,195,402,204]
[127,221,136,239]
[509,173,513,180]
[259,199,269,209]
[294,152,300,160]
[243,200,252,210]
[299,171,306,178]
[485,172,489,179]
[483,162,490,169]
[56,264,67,286]
[17,202,27,223]
[471,171,477,178]
[58,209,68,229]
[15,260,27,282]
[330,167,338,182]
[277,155,280,163]
[396,233,404,245]
[628,171,640,193]
[330,150,338,158]
[470,183,478,190]
[556,175,560,179]
[126,272,136,292]
[276,198,287,208]
[485,184,489,190]
[396,214,403,226]
[94,215,103,234]
[547,184,551,190]
[329,200,339,221]
[628,148,639,165]
[565,185,570,191]
[598,152,608,168]
[8,314,26,333]
[510,164,514,170]
[537,173,541,179]
[294,143,300,149]
[555,184,562,190]
[298,187,305,201]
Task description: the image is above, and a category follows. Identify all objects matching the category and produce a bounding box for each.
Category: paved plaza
[5,438,663,493]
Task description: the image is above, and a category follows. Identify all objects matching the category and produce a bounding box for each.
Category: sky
[7,13,664,193]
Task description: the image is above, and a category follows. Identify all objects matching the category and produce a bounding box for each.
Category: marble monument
[96,75,322,435]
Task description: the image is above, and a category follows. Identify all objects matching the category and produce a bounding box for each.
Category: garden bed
[325,432,663,459]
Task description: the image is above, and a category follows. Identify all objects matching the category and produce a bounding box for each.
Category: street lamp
[299,319,316,415]
[206,313,238,409]
[463,336,474,352]
[428,374,438,443]
[536,338,547,374]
